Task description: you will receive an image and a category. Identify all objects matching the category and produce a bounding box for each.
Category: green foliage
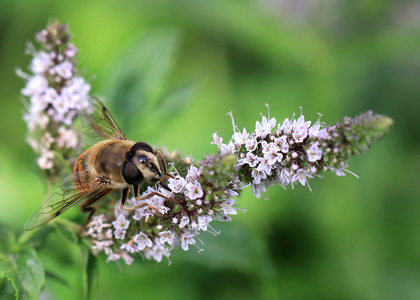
[0,228,45,300]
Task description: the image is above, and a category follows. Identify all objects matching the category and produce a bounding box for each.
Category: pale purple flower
[281,118,294,135]
[106,252,121,263]
[168,177,186,193]
[113,228,127,240]
[54,61,73,79]
[232,128,249,146]
[179,215,190,229]
[211,132,223,146]
[159,230,176,246]
[180,231,196,251]
[245,136,258,151]
[197,215,212,231]
[220,141,236,155]
[120,243,139,254]
[21,75,49,96]
[293,115,311,143]
[56,126,78,149]
[133,232,153,250]
[255,119,271,139]
[220,199,238,215]
[251,169,267,184]
[306,142,323,162]
[309,123,321,138]
[37,148,55,169]
[291,169,313,189]
[256,157,273,175]
[112,214,130,230]
[185,181,203,200]
[30,51,52,74]
[239,152,258,167]
[186,165,202,181]
[275,135,289,153]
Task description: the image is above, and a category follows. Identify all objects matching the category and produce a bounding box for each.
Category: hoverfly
[25,98,169,231]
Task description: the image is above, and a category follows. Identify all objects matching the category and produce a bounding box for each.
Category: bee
[25,98,169,231]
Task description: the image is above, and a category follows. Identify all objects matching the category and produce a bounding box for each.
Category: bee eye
[138,155,147,163]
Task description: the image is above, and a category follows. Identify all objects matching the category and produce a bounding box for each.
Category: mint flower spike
[83,108,391,266]
[218,107,393,197]
[17,20,91,182]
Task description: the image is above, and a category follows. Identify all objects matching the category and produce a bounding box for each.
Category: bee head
[122,142,162,185]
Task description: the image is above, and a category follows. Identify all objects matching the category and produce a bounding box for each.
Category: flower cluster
[85,153,241,265]
[18,21,90,176]
[83,108,392,265]
[213,107,392,198]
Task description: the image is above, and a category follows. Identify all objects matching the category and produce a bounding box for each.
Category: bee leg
[155,150,174,181]
[80,188,113,235]
[119,187,129,210]
[121,191,172,217]
[155,150,167,174]
[133,184,139,199]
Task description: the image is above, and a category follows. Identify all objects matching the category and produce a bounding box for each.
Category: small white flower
[291,169,313,189]
[41,132,54,148]
[306,142,323,162]
[121,252,134,265]
[133,232,153,250]
[197,215,212,231]
[21,75,49,96]
[185,181,203,200]
[220,199,238,215]
[318,128,330,140]
[256,157,273,175]
[281,118,294,135]
[64,43,78,58]
[179,215,190,229]
[168,177,186,193]
[30,51,52,74]
[37,148,55,170]
[255,119,271,139]
[220,141,236,155]
[120,243,139,254]
[180,230,196,251]
[186,165,202,181]
[56,126,78,149]
[113,228,126,240]
[252,183,267,199]
[245,136,258,152]
[238,152,255,167]
[106,252,121,263]
[211,132,223,146]
[309,123,321,138]
[292,115,311,143]
[232,128,249,146]
[54,61,73,79]
[112,214,130,230]
[251,169,267,184]
[275,135,289,153]
[159,230,176,246]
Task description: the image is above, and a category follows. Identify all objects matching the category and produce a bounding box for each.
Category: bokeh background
[0,0,419,299]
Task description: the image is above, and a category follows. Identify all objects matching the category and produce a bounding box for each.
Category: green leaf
[80,245,98,299]
[0,246,45,300]
[136,80,197,135]
[104,29,181,133]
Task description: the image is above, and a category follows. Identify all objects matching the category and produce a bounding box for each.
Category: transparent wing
[81,97,127,145]
[24,174,107,231]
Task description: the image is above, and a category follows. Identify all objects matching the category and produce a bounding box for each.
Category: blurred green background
[0,0,419,299]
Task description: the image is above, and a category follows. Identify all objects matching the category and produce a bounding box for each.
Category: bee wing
[81,97,127,145]
[25,175,108,231]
